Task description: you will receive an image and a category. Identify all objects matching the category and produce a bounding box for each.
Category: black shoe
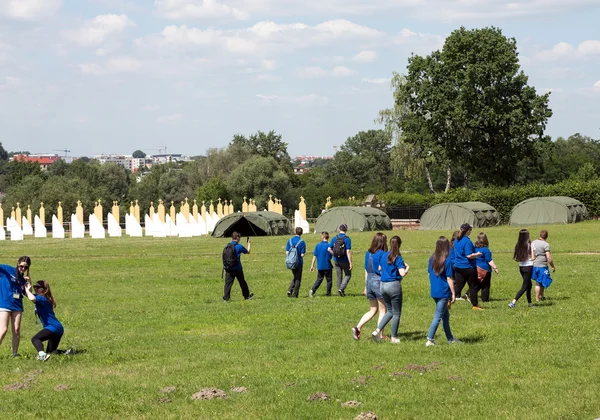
[245,293,254,301]
[287,290,292,297]
[338,289,345,297]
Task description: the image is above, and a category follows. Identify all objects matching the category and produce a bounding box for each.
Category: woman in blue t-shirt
[0,256,31,357]
[24,280,66,361]
[453,224,483,310]
[352,233,387,341]
[370,236,409,344]
[474,232,499,302]
[426,236,460,347]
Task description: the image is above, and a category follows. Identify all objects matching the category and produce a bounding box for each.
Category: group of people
[0,257,68,361]
[221,223,556,347]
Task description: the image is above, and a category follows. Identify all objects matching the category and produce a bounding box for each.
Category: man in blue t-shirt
[286,227,306,298]
[309,232,333,296]
[223,232,254,302]
[328,224,353,297]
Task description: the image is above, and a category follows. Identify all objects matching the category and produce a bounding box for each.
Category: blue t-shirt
[225,241,248,271]
[475,247,493,272]
[428,256,454,299]
[329,233,352,263]
[313,241,333,270]
[35,295,64,334]
[0,264,25,312]
[453,236,477,269]
[364,250,385,275]
[286,236,306,266]
[449,248,456,267]
[379,253,406,282]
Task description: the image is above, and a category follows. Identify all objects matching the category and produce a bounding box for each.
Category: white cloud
[296,66,328,78]
[0,0,62,20]
[78,56,143,75]
[533,39,600,62]
[66,14,135,47]
[353,50,377,63]
[362,78,390,85]
[256,93,328,105]
[0,76,21,89]
[331,66,354,77]
[154,0,248,21]
[594,81,600,89]
[260,59,276,71]
[78,63,107,76]
[136,19,382,56]
[157,113,184,123]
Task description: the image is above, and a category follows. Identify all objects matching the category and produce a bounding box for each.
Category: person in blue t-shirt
[223,232,254,302]
[453,224,484,310]
[371,236,409,344]
[286,227,306,298]
[352,232,387,341]
[328,224,353,297]
[426,236,461,347]
[0,256,31,357]
[309,232,333,297]
[474,232,499,303]
[24,280,69,361]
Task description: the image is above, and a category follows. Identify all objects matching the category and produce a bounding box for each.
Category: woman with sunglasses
[0,257,31,357]
[24,280,66,361]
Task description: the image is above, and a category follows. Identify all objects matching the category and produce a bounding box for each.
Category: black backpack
[222,244,238,270]
[332,235,346,258]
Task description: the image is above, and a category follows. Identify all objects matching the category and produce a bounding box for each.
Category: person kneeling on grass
[24,281,69,361]
[426,236,461,347]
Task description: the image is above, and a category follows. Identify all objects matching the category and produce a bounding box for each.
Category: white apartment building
[150,154,190,164]
[94,154,146,172]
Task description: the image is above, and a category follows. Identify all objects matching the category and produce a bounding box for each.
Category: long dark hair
[513,229,531,262]
[368,232,388,254]
[17,256,31,279]
[456,224,472,240]
[34,280,56,308]
[450,230,459,248]
[387,236,402,264]
[474,232,489,248]
[432,236,450,276]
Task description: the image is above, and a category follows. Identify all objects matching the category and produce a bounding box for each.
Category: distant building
[150,154,190,164]
[11,154,61,171]
[293,155,333,174]
[94,154,145,172]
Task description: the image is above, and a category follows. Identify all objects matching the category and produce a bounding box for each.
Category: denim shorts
[366,273,383,300]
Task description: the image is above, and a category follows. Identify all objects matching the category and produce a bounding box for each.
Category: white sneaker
[37,353,51,362]
[309,290,314,298]
[390,337,400,344]
[425,340,435,347]
[455,297,465,301]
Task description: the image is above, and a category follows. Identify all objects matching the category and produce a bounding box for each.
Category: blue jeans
[377,281,402,338]
[427,298,453,341]
[365,273,383,300]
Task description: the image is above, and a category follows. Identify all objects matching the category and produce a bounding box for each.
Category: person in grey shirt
[531,230,556,302]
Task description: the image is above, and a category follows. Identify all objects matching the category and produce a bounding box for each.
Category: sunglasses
[33,285,42,289]
[18,265,29,269]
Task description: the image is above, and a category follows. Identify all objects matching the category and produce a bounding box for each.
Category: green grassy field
[1,222,599,419]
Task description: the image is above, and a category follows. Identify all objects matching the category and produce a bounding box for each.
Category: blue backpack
[285,239,303,269]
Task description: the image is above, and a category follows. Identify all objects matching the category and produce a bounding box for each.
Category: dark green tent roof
[509,196,588,226]
[211,211,292,238]
[314,206,392,233]
[419,202,500,230]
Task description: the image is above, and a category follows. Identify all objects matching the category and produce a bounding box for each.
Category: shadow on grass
[544,296,570,302]
[398,331,426,341]
[458,335,485,344]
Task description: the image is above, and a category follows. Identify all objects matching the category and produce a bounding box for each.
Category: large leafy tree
[397,26,552,186]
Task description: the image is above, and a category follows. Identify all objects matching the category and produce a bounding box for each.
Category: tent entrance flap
[224,217,266,237]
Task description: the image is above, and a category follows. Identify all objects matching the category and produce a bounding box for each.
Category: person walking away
[509,229,536,308]
[371,236,409,344]
[0,257,31,357]
[24,280,69,361]
[474,232,499,302]
[531,230,555,302]
[286,227,306,298]
[426,236,460,346]
[222,232,254,302]
[328,224,352,297]
[453,224,483,310]
[309,232,333,297]
[352,233,387,340]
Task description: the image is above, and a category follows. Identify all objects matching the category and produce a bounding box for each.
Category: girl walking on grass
[371,236,409,344]
[474,232,499,302]
[531,230,555,302]
[426,236,460,347]
[0,257,31,357]
[509,229,536,308]
[24,280,67,361]
[453,224,483,310]
[352,233,387,341]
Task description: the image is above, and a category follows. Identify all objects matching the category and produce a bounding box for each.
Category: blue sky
[1,0,599,158]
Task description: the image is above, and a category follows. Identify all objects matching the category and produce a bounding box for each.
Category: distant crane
[145,146,168,155]
[53,148,71,158]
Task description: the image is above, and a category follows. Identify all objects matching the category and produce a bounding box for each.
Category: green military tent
[509,196,588,226]
[211,211,292,238]
[314,207,392,233]
[419,202,500,230]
